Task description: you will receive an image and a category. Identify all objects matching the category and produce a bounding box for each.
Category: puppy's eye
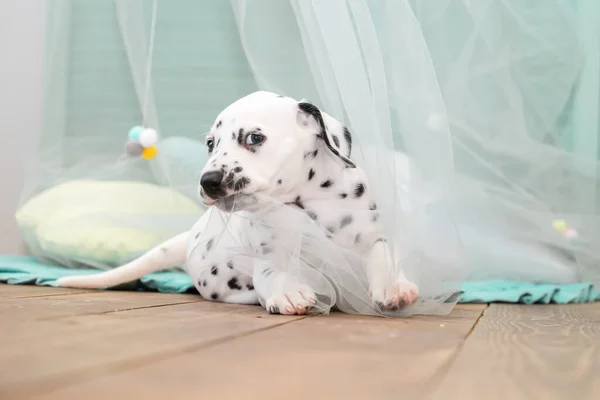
[206,139,214,152]
[245,133,265,146]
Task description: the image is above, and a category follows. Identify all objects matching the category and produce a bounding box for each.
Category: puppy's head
[199,91,354,211]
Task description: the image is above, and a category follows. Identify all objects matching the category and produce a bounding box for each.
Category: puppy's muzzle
[200,170,225,199]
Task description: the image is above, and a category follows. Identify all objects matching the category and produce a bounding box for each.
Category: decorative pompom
[141,145,158,160]
[427,113,447,131]
[125,140,144,156]
[128,125,144,141]
[565,228,579,239]
[552,219,568,234]
[139,128,159,148]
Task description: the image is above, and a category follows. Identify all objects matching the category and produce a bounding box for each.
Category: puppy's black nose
[200,170,225,198]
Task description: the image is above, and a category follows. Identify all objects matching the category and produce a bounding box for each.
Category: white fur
[57,91,419,315]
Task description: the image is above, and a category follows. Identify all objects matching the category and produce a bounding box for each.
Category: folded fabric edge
[1,256,599,304]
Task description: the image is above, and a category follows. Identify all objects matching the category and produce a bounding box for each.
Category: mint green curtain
[34,0,600,285]
[42,1,599,162]
[33,0,259,198]
[42,0,257,150]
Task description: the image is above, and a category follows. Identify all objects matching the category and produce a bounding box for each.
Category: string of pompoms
[125,0,160,160]
[552,219,579,241]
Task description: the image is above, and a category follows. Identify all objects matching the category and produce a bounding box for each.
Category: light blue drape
[36,0,600,285]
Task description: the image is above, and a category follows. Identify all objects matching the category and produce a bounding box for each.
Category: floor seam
[5,291,92,299]
[37,300,205,321]
[5,316,307,398]
[422,304,489,398]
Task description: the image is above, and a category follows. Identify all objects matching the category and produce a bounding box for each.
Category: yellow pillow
[16,180,204,267]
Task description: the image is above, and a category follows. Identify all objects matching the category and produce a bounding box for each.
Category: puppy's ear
[297,101,356,168]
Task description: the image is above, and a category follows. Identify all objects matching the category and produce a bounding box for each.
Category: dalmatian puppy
[56,91,419,315]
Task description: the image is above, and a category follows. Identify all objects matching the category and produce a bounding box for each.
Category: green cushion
[16,180,204,267]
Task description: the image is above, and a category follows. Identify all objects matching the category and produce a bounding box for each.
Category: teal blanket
[1,256,599,304]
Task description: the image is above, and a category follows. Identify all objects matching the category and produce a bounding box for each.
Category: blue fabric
[0,256,194,294]
[460,281,600,304]
[1,256,599,303]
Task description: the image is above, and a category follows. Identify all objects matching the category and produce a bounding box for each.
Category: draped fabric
[19,0,600,315]
[231,0,600,286]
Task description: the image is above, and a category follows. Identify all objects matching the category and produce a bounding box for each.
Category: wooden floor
[1,284,598,400]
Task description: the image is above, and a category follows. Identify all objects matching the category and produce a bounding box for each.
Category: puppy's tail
[55,231,189,289]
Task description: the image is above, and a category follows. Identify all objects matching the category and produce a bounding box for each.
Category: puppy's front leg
[367,239,419,311]
[252,262,317,315]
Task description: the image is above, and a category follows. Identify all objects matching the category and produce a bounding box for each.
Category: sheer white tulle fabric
[188,187,465,317]
[231,0,600,288]
[20,0,600,317]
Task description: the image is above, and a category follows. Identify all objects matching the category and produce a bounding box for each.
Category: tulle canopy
[17,0,600,316]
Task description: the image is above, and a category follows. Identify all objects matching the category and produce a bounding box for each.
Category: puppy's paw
[266,290,317,315]
[370,279,419,312]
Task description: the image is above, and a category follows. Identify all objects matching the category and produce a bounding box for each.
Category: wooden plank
[0,295,302,399]
[430,304,600,400]
[0,290,200,322]
[36,304,486,400]
[0,283,90,299]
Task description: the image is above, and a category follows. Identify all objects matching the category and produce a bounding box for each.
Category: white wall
[0,0,46,254]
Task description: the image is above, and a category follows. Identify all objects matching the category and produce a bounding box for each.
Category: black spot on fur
[306,210,318,221]
[216,120,222,128]
[223,152,228,156]
[343,126,352,155]
[375,238,387,244]
[339,193,348,199]
[216,138,221,148]
[294,196,305,209]
[354,183,365,198]
[194,232,201,239]
[227,261,234,269]
[372,212,380,222]
[206,238,214,251]
[332,135,340,148]
[203,280,207,287]
[211,293,219,300]
[160,247,168,253]
[326,226,336,235]
[304,149,318,159]
[247,284,254,290]
[233,166,242,173]
[237,128,244,144]
[234,176,250,191]
[228,277,243,290]
[369,202,377,210]
[308,169,315,180]
[225,171,236,189]
[354,233,361,244]
[277,179,282,185]
[320,179,333,188]
[231,131,236,140]
[340,215,353,229]
[263,268,274,277]
[268,305,280,314]
[211,265,218,275]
